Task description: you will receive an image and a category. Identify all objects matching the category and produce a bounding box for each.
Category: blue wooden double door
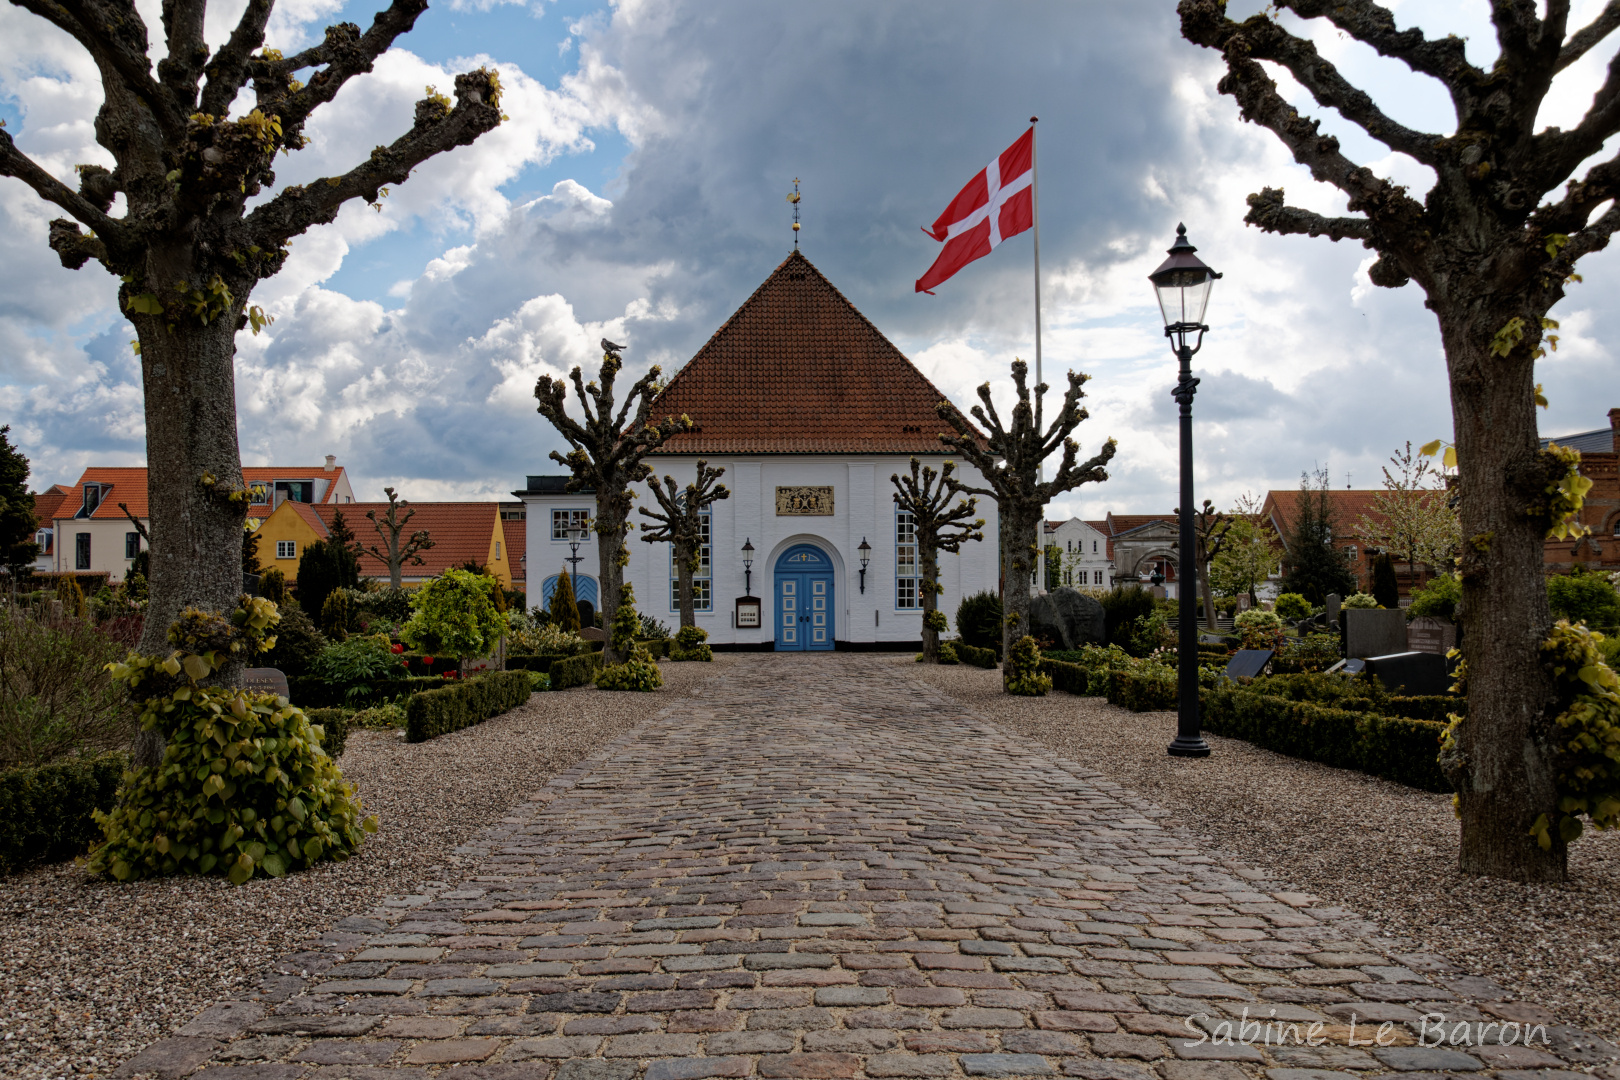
[775,545,834,651]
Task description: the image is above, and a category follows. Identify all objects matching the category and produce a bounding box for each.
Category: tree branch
[1563,197,1620,262]
[0,130,129,259]
[199,0,275,117]
[10,0,177,131]
[1245,187,1376,241]
[158,0,209,106]
[1540,46,1620,186]
[239,72,501,255]
[1274,0,1484,114]
[267,0,430,136]
[1558,0,1620,70]
[1223,11,1442,162]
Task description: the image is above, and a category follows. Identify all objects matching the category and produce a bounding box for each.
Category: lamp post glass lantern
[1149,223,1220,759]
[858,537,871,594]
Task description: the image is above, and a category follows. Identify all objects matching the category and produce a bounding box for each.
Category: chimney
[324,454,337,472]
[1610,408,1619,454]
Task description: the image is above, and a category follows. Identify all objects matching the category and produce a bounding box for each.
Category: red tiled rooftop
[649,250,982,456]
[56,465,349,521]
[317,502,497,580]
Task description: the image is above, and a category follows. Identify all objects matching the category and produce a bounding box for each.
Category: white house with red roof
[517,250,1005,649]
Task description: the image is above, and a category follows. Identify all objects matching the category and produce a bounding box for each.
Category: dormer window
[249,481,271,505]
[77,483,109,518]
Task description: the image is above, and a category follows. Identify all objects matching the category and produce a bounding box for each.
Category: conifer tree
[550,568,581,633]
[0,427,39,581]
[890,459,983,663]
[1371,553,1401,610]
[1279,468,1357,605]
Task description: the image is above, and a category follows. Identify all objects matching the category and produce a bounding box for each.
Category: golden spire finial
[786,177,801,249]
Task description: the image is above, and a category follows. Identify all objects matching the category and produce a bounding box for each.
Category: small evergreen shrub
[1099,585,1157,652]
[261,603,326,677]
[1234,608,1286,651]
[956,592,1003,652]
[1341,592,1380,609]
[671,625,712,662]
[405,671,532,742]
[950,640,998,669]
[320,590,351,640]
[936,641,959,665]
[1274,592,1311,621]
[1407,572,1461,621]
[595,584,664,691]
[551,651,604,689]
[0,752,127,872]
[259,568,287,606]
[1107,666,1178,712]
[1004,636,1051,696]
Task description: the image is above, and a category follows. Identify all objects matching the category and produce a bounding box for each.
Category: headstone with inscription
[1344,608,1408,659]
[1407,616,1455,656]
[243,667,290,699]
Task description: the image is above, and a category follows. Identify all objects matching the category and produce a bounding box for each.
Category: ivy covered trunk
[1000,506,1040,661]
[1442,313,1565,881]
[131,312,249,771]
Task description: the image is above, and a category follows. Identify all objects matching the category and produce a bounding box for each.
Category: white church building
[517,249,1003,649]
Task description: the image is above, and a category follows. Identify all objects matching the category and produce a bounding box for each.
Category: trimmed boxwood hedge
[506,653,570,674]
[1,752,127,872]
[405,671,533,743]
[951,640,998,669]
[1043,658,1089,695]
[1199,683,1449,792]
[638,638,672,660]
[304,708,351,759]
[551,651,605,689]
[1107,666,1177,712]
[287,675,446,708]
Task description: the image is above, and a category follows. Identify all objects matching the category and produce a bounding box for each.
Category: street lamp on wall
[1149,222,1220,760]
[858,537,871,594]
[742,538,755,597]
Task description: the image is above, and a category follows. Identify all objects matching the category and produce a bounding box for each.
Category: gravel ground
[0,656,736,1080]
[902,656,1620,1044]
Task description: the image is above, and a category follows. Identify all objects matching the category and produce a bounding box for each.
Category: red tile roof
[56,466,349,521]
[1105,513,1172,536]
[32,485,75,527]
[319,502,497,581]
[650,250,982,455]
[1263,489,1395,544]
[288,502,331,538]
[505,523,526,583]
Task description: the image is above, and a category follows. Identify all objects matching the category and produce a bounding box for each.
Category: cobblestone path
[118,656,1619,1080]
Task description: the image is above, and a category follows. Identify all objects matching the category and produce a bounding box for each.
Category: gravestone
[1325,593,1341,625]
[243,667,290,699]
[1407,616,1456,656]
[1344,608,1408,659]
[1028,587,1107,651]
[1325,658,1366,676]
[580,626,607,642]
[1224,649,1273,681]
[1237,595,1251,611]
[575,600,595,628]
[1365,651,1450,695]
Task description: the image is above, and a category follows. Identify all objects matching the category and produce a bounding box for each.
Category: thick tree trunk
[597,510,627,665]
[1002,506,1040,669]
[132,314,247,770]
[1441,312,1565,881]
[920,540,940,663]
[674,540,696,629]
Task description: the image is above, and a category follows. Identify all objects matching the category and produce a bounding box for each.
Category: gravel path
[0,657,737,1080]
[903,657,1620,1044]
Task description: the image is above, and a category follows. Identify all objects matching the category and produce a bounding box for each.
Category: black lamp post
[1149,222,1220,759]
[742,538,755,597]
[858,538,871,593]
[566,522,587,578]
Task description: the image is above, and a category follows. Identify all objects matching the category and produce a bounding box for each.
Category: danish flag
[915,127,1034,294]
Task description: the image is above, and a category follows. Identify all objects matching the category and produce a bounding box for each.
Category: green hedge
[637,638,671,659]
[1107,666,1178,712]
[951,640,998,669]
[1387,695,1467,724]
[1043,658,1090,695]
[551,651,605,689]
[0,752,127,872]
[405,671,533,743]
[1200,684,1449,792]
[304,708,351,759]
[506,653,571,674]
[287,675,445,708]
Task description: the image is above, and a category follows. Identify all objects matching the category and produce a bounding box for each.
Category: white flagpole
[1031,116,1045,592]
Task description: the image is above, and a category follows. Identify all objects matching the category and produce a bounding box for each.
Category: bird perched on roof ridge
[601,338,625,354]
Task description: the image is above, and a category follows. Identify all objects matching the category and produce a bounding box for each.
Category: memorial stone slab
[1324,658,1366,676]
[1365,651,1450,696]
[1325,593,1341,625]
[243,668,290,699]
[1028,588,1107,651]
[1344,608,1408,659]
[1224,649,1273,681]
[1407,616,1455,656]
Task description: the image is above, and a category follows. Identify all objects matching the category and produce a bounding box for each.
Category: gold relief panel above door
[775,486,834,516]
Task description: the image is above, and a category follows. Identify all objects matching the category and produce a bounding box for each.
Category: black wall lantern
[741,538,755,597]
[858,537,871,594]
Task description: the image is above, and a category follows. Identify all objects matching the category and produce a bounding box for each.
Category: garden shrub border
[304,708,350,759]
[405,671,533,743]
[550,651,605,690]
[951,640,998,669]
[287,675,446,708]
[0,752,127,872]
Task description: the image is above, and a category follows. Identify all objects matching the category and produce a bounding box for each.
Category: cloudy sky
[2,0,1616,521]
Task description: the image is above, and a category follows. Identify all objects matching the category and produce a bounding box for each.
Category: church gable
[651,250,974,455]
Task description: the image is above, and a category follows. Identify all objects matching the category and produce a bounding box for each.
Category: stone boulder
[1028,588,1107,651]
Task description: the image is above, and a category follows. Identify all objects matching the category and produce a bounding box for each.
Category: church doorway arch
[774,544,835,651]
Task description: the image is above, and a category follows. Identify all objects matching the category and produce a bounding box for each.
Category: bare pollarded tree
[535,343,692,664]
[890,459,983,664]
[1178,0,1620,881]
[0,0,504,740]
[364,488,435,589]
[937,359,1116,676]
[639,460,730,629]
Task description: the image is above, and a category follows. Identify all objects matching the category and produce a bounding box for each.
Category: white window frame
[276,540,297,559]
[552,508,590,541]
[248,481,271,505]
[669,510,712,612]
[896,509,918,609]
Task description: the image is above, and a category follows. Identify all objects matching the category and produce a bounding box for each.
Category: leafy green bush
[1099,585,1157,652]
[353,586,414,624]
[320,589,351,640]
[92,598,377,883]
[405,671,532,742]
[303,708,350,757]
[259,568,287,606]
[956,592,1003,652]
[1548,566,1620,631]
[936,641,959,665]
[1004,636,1050,696]
[671,625,712,662]
[1201,683,1448,792]
[1341,592,1380,609]
[311,636,403,703]
[1272,632,1342,675]
[401,569,510,659]
[509,616,587,657]
[639,614,673,639]
[1407,572,1461,621]
[348,701,407,730]
[551,651,605,689]
[0,610,134,769]
[1274,593,1311,621]
[596,653,664,691]
[950,640,997,669]
[0,752,127,872]
[527,671,550,692]
[1234,608,1286,651]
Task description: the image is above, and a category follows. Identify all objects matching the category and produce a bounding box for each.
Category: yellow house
[254,501,333,582]
[257,500,516,590]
